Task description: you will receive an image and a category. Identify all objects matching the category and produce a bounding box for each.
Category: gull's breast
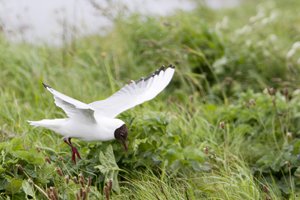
[60,120,115,141]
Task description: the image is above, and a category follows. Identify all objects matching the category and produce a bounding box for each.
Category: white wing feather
[89,65,175,118]
[43,84,96,123]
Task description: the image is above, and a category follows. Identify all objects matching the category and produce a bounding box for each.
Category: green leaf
[132,138,148,152]
[183,147,205,162]
[165,148,184,164]
[8,137,24,151]
[12,149,44,165]
[0,165,5,174]
[95,145,120,194]
[5,178,23,194]
[22,180,35,198]
[0,142,7,150]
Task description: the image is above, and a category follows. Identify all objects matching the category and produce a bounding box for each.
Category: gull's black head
[114,124,128,151]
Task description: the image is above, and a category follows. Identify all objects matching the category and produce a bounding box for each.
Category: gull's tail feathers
[28,119,67,131]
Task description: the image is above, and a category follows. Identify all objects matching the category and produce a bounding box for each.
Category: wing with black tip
[90,65,175,118]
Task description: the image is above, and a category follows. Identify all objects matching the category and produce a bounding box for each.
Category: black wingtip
[159,65,166,71]
[168,64,175,69]
[136,64,175,83]
[42,82,51,89]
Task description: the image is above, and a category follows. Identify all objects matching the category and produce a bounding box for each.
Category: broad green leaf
[22,180,35,198]
[5,178,23,194]
[12,150,44,165]
[95,145,120,193]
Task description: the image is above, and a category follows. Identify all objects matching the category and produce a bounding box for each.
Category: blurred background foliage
[1,0,300,199]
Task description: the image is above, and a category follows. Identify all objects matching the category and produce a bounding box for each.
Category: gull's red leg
[68,138,81,160]
[72,146,81,159]
[64,138,81,164]
[71,149,76,164]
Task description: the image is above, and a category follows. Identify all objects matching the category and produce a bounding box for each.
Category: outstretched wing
[43,83,96,123]
[90,65,175,118]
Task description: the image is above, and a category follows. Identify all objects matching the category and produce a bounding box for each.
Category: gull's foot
[71,146,81,164]
[64,137,81,164]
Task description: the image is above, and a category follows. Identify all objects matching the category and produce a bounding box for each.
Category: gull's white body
[32,118,124,141]
[28,65,175,141]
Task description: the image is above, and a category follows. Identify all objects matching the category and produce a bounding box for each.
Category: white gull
[28,65,175,163]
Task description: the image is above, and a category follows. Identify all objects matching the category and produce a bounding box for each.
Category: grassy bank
[1,0,300,199]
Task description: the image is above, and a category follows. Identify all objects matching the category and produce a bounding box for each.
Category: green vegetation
[1,0,300,199]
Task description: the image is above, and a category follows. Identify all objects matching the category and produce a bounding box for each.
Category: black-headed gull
[28,65,175,163]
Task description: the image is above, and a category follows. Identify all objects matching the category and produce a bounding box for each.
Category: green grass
[1,0,300,199]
